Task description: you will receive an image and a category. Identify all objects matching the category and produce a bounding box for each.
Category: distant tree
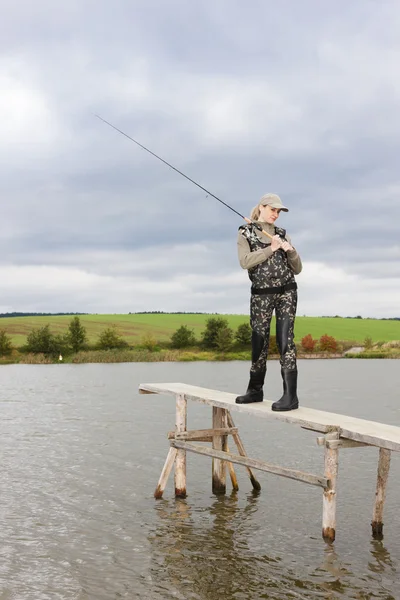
[201,317,232,349]
[67,316,87,353]
[26,325,67,355]
[319,334,338,353]
[235,323,252,346]
[215,327,233,352]
[170,325,196,348]
[301,334,317,353]
[0,329,13,356]
[97,326,129,350]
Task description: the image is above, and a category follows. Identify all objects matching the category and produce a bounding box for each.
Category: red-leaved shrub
[319,334,338,353]
[301,334,317,352]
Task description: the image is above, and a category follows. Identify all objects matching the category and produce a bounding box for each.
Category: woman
[235,193,302,411]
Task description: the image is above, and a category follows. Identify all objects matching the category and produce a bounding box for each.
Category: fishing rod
[94,114,274,240]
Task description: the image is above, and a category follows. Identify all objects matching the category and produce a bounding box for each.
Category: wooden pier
[139,382,400,543]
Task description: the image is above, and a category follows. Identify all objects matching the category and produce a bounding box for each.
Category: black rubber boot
[235,370,265,404]
[271,368,299,411]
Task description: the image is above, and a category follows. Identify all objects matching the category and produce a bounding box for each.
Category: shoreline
[1,350,398,365]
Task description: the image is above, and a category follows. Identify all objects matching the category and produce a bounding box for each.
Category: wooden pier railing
[138,382,400,543]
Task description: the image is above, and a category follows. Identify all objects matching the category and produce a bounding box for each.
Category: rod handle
[243,217,274,239]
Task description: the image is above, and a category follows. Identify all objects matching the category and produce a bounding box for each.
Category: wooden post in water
[322,431,340,543]
[174,393,187,498]
[227,412,261,491]
[226,444,239,491]
[212,407,228,494]
[154,447,177,499]
[371,448,391,538]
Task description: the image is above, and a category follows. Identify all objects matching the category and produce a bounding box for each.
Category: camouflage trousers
[250,288,297,374]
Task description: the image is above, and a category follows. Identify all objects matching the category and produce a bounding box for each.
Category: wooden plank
[371,448,391,539]
[212,407,227,494]
[171,441,328,488]
[154,447,177,499]
[227,411,261,491]
[167,427,238,440]
[322,431,339,543]
[139,382,400,452]
[317,437,370,449]
[174,393,187,498]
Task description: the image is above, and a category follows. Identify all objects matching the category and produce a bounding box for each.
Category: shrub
[170,325,196,348]
[301,334,317,353]
[363,336,373,350]
[141,332,159,351]
[268,335,279,355]
[67,316,88,353]
[0,329,13,356]
[319,334,338,353]
[25,325,68,355]
[201,317,232,349]
[215,327,233,352]
[235,323,252,346]
[97,326,129,350]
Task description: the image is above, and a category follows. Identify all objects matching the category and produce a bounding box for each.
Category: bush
[301,334,317,353]
[268,335,279,355]
[141,333,159,351]
[25,325,68,355]
[0,329,13,356]
[363,336,373,350]
[170,325,196,348]
[67,316,87,352]
[235,323,252,346]
[319,334,338,353]
[97,326,129,350]
[215,327,233,352]
[201,317,233,349]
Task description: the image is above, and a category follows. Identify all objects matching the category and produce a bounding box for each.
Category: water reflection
[149,495,399,600]
[368,539,396,575]
[150,493,328,599]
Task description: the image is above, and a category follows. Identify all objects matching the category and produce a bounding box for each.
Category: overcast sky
[1,0,399,318]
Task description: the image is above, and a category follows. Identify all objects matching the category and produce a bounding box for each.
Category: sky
[1,0,399,318]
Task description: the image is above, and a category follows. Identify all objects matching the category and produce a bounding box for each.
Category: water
[1,360,399,599]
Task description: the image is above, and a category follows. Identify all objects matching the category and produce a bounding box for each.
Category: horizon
[1,311,399,321]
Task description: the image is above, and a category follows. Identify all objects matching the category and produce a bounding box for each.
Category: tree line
[0,316,341,358]
[0,317,128,357]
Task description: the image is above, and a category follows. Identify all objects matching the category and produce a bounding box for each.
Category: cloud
[0,0,399,317]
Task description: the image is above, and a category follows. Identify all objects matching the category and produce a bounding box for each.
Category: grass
[0,313,399,347]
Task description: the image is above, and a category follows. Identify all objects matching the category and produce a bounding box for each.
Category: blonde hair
[250,204,261,221]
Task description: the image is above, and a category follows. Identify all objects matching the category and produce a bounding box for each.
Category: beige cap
[259,193,289,212]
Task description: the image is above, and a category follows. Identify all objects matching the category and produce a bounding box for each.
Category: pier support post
[227,412,261,491]
[226,444,239,491]
[322,431,340,543]
[154,447,178,499]
[371,448,391,539]
[212,407,227,494]
[174,393,187,498]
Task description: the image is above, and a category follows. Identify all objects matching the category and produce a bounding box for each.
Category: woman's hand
[271,235,282,252]
[281,240,294,252]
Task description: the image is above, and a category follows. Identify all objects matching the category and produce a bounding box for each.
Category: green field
[0,313,399,346]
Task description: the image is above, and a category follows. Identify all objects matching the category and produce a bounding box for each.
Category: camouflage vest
[239,224,295,288]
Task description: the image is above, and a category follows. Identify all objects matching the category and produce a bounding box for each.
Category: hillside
[0,313,399,346]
